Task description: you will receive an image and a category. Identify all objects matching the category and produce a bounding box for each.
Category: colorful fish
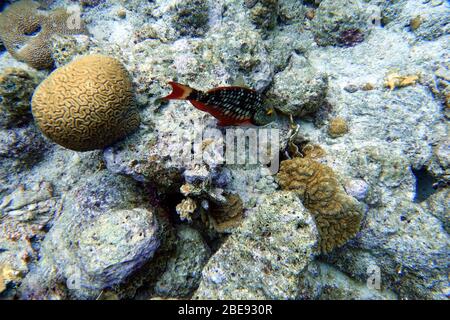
[162,82,277,126]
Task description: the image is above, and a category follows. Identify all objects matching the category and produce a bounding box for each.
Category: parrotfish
[162,82,277,126]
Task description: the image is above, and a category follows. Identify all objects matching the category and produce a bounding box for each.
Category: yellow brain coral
[277,157,363,253]
[31,54,140,151]
[0,0,87,69]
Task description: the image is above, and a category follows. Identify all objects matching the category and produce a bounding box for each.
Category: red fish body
[163,82,274,126]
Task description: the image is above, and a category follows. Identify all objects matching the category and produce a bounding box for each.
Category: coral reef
[248,0,279,31]
[207,193,244,233]
[0,68,41,128]
[327,117,349,138]
[0,0,448,301]
[0,125,48,172]
[172,0,209,37]
[267,54,328,117]
[277,157,363,253]
[311,0,372,47]
[193,192,318,299]
[32,54,140,151]
[154,226,210,298]
[18,171,158,299]
[384,72,419,90]
[336,28,365,48]
[50,34,93,68]
[0,0,87,69]
[0,263,21,295]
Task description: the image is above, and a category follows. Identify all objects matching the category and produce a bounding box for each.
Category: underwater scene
[0,0,448,301]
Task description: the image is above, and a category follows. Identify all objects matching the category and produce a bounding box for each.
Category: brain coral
[277,157,363,252]
[208,193,244,233]
[0,0,87,69]
[31,54,140,151]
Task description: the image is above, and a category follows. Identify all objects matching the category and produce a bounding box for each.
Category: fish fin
[163,82,194,100]
[189,100,212,113]
[190,100,253,127]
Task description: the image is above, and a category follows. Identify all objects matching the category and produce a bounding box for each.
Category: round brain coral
[31,54,140,151]
[277,157,363,253]
[0,0,87,69]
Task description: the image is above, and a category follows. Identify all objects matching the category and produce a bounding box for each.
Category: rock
[193,192,318,299]
[0,181,61,297]
[0,125,48,173]
[50,34,93,68]
[31,54,141,151]
[298,262,398,300]
[323,197,450,299]
[344,178,370,202]
[19,171,159,299]
[0,68,42,129]
[76,208,159,290]
[171,0,210,37]
[312,0,375,47]
[421,189,450,233]
[267,54,328,117]
[154,226,211,298]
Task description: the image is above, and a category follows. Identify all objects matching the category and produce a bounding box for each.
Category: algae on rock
[193,192,318,299]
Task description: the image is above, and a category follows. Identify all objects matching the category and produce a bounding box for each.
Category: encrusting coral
[0,0,87,69]
[31,54,140,151]
[327,117,349,138]
[277,157,363,253]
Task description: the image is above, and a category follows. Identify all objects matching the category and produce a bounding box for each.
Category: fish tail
[163,82,195,100]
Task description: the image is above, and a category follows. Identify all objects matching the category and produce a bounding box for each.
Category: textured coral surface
[0,0,86,69]
[31,54,140,151]
[277,157,363,253]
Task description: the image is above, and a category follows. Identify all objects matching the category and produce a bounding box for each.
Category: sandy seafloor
[0,0,449,300]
